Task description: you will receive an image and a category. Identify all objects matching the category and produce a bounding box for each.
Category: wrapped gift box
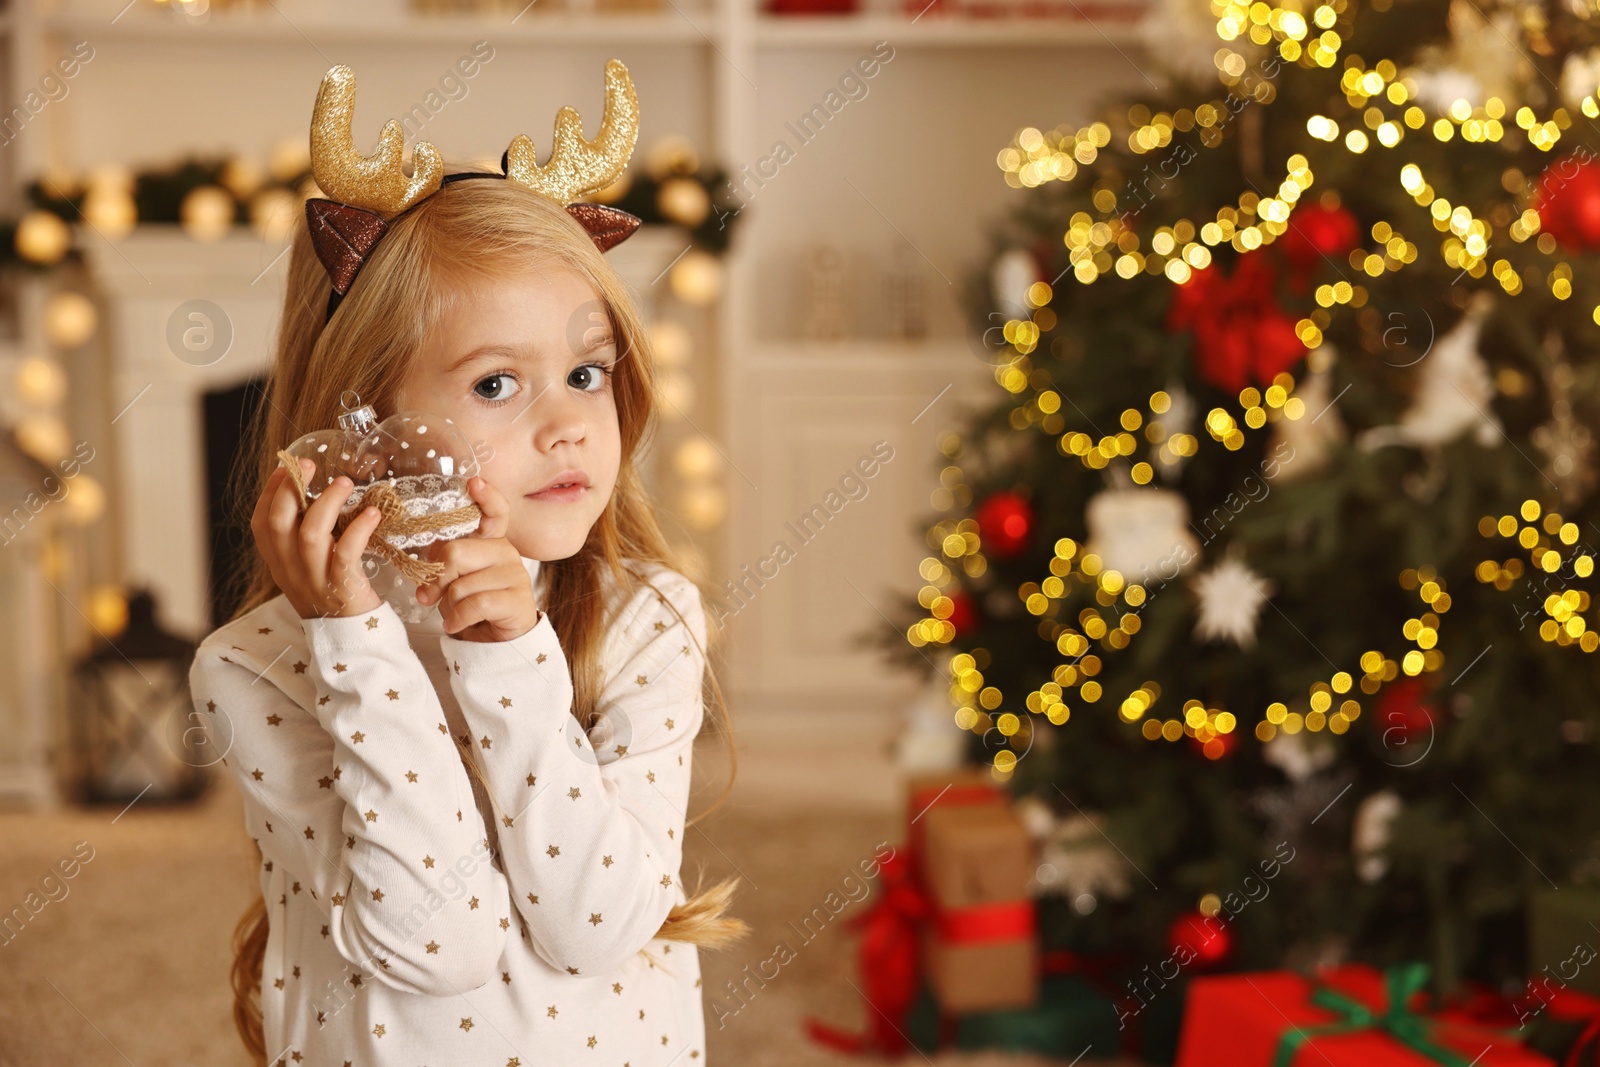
[1439,978,1600,1064]
[919,800,1038,1014]
[904,765,1007,857]
[919,801,1032,904]
[1175,965,1550,1067]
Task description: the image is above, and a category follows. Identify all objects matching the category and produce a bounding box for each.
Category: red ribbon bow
[1166,252,1305,394]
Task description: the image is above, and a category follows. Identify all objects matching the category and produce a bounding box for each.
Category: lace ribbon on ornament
[277,451,482,584]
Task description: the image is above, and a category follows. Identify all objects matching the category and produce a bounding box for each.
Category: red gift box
[1176,965,1551,1067]
[1436,981,1600,1066]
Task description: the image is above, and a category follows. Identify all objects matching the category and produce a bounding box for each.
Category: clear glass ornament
[356,409,482,622]
[365,554,438,625]
[280,391,381,504]
[361,411,482,549]
[279,391,483,624]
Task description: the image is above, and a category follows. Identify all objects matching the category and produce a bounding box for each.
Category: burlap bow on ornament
[277,449,481,585]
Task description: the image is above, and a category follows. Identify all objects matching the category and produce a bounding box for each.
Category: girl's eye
[569,362,614,393]
[473,373,521,404]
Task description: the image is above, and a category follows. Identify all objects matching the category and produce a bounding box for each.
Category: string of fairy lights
[998,0,1597,309]
[921,555,1453,773]
[910,357,1452,770]
[915,0,1600,773]
[1477,498,1600,652]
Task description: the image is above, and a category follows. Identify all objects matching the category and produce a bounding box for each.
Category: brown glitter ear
[305,199,389,296]
[566,203,642,253]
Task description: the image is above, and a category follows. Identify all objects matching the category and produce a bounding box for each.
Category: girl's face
[396,263,622,562]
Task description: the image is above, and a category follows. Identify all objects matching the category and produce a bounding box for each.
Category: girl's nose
[533,390,588,450]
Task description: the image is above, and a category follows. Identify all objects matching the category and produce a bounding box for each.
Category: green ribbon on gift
[1270,964,1474,1067]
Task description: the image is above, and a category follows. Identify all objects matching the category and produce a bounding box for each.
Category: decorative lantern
[69,589,206,804]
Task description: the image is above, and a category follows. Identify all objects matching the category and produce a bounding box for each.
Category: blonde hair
[225,173,747,1064]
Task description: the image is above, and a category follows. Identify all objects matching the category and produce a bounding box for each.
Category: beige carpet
[0,725,1131,1067]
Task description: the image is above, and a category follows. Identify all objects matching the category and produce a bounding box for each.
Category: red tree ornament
[1167,909,1233,969]
[1277,202,1360,281]
[1191,728,1239,761]
[946,590,977,637]
[1374,675,1439,749]
[1534,154,1600,252]
[1166,253,1305,393]
[974,491,1033,558]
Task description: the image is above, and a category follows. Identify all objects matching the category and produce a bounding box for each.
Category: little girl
[191,61,746,1066]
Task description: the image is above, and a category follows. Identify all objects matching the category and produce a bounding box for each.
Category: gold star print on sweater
[189,558,708,1063]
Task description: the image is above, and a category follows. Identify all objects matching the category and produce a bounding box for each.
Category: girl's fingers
[248,458,385,620]
[467,476,511,541]
[416,538,498,605]
[411,477,517,610]
[333,505,382,566]
[440,572,537,638]
[298,478,354,588]
[266,463,311,584]
[329,506,382,609]
[251,466,288,543]
[439,561,521,610]
[250,467,292,590]
[442,589,514,635]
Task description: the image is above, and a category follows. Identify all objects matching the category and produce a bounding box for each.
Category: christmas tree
[888,0,1600,995]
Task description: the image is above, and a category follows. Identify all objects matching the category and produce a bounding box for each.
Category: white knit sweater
[190,557,709,1066]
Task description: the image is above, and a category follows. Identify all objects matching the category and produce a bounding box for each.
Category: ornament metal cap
[335,390,377,434]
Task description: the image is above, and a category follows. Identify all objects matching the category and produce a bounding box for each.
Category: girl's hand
[414,476,540,643]
[250,460,384,620]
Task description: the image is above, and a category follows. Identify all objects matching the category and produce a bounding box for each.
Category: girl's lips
[528,468,590,503]
[527,484,587,503]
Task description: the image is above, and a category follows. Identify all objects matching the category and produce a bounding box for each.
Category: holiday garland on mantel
[3,140,742,273]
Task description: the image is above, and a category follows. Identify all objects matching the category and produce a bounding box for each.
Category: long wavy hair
[223,173,746,1064]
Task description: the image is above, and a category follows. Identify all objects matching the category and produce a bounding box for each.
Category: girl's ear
[566,204,642,253]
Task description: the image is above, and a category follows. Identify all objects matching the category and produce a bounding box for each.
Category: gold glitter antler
[310,65,444,218]
[504,59,639,205]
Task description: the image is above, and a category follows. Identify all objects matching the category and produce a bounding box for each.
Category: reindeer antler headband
[304,59,643,323]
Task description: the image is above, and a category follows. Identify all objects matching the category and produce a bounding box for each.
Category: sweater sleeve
[438,567,707,976]
[189,601,513,997]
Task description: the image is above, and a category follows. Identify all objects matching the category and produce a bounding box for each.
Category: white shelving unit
[43,3,1144,45]
[22,0,1155,728]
